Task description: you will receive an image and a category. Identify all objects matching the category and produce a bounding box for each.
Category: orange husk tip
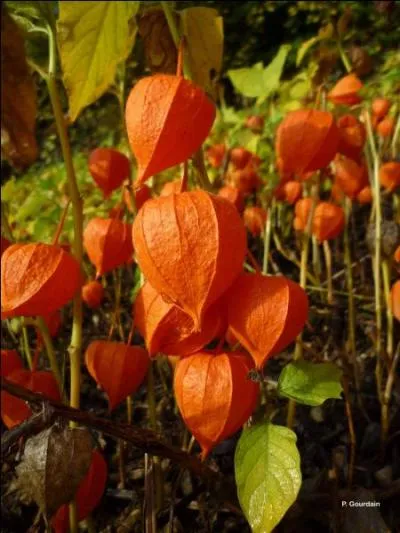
[312,202,345,242]
[132,190,247,331]
[225,164,262,195]
[328,74,363,106]
[379,162,400,192]
[225,273,308,369]
[124,184,152,213]
[293,197,313,232]
[245,115,264,133]
[88,147,130,198]
[134,281,224,357]
[371,98,391,120]
[83,218,133,278]
[1,243,82,319]
[206,144,226,168]
[357,186,373,205]
[337,114,366,160]
[333,155,368,199]
[390,280,400,322]
[276,109,339,177]
[125,74,216,186]
[85,341,150,411]
[51,450,108,533]
[274,180,302,205]
[82,280,105,309]
[229,147,253,170]
[376,116,395,138]
[1,369,61,428]
[243,206,267,237]
[217,186,245,213]
[1,349,23,377]
[173,350,259,458]
[394,246,400,263]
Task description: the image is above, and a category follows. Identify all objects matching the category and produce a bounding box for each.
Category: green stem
[312,236,321,284]
[323,240,333,305]
[263,199,274,275]
[22,326,33,370]
[381,260,393,360]
[337,40,352,73]
[161,1,192,80]
[36,317,65,400]
[391,113,400,159]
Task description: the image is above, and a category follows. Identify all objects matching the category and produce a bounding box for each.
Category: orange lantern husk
[229,147,253,170]
[124,184,152,212]
[312,202,345,242]
[390,280,400,321]
[275,181,302,205]
[243,206,267,237]
[379,162,400,192]
[1,350,23,377]
[1,243,82,319]
[159,179,182,197]
[357,186,373,205]
[206,144,226,168]
[276,109,339,177]
[174,350,259,458]
[333,155,368,199]
[293,197,313,232]
[125,74,216,185]
[225,164,262,195]
[132,191,247,330]
[328,74,363,106]
[225,273,309,369]
[85,341,150,411]
[372,98,391,120]
[134,282,224,357]
[377,116,395,138]
[83,218,133,278]
[82,280,104,309]
[1,369,61,428]
[51,450,108,533]
[88,148,130,198]
[337,114,366,160]
[217,186,245,213]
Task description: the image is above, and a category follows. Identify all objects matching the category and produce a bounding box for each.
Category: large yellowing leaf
[57,1,140,122]
[180,7,223,99]
[1,6,38,169]
[235,423,301,533]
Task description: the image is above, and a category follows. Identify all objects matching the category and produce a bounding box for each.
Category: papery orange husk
[274,181,302,205]
[276,109,339,176]
[124,184,152,212]
[82,280,104,309]
[334,155,368,199]
[372,98,391,120]
[276,157,294,183]
[51,450,108,533]
[376,116,395,138]
[1,349,23,377]
[88,148,130,198]
[85,341,150,411]
[217,186,245,213]
[357,186,373,205]
[41,309,62,338]
[229,147,253,170]
[134,282,224,356]
[379,162,400,192]
[245,115,264,133]
[225,273,309,369]
[225,165,262,195]
[390,280,400,321]
[328,74,363,106]
[1,243,81,319]
[337,114,366,160]
[1,236,11,258]
[125,74,216,185]
[1,369,61,428]
[83,218,133,278]
[174,350,259,457]
[331,182,346,203]
[312,202,345,242]
[394,246,400,263]
[132,191,246,329]
[159,179,182,197]
[206,144,226,168]
[293,197,313,232]
[243,206,267,237]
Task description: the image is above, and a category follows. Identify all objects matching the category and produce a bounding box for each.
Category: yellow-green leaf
[57,1,140,122]
[180,7,223,99]
[296,36,320,67]
[235,423,301,533]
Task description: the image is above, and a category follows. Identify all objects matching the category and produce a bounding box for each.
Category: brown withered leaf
[1,6,38,169]
[16,425,93,518]
[138,8,177,74]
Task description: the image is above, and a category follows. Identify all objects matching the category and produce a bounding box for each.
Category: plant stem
[46,24,83,415]
[263,199,274,274]
[22,327,33,370]
[161,2,192,80]
[391,113,400,159]
[147,362,163,510]
[36,317,65,400]
[323,240,333,305]
[382,260,393,360]
[337,39,352,73]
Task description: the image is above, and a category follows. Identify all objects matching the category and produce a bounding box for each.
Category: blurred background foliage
[2,0,399,245]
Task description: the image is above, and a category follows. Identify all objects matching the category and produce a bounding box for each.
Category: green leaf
[277,361,343,406]
[227,62,265,98]
[235,423,301,533]
[57,1,140,122]
[180,7,223,99]
[296,36,320,67]
[261,44,291,98]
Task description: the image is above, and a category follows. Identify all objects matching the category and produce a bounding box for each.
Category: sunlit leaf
[235,422,301,533]
[227,63,265,98]
[57,1,140,122]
